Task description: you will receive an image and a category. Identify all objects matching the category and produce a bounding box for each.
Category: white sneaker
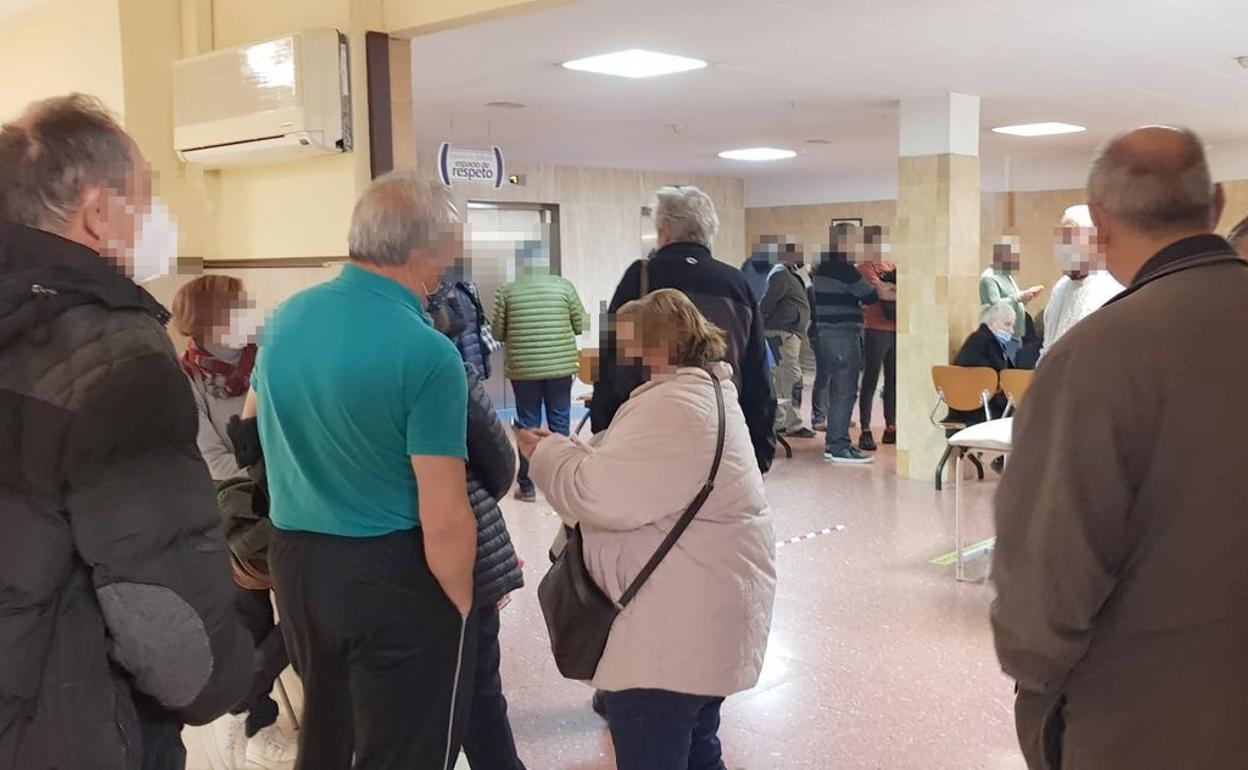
[200,713,247,770]
[245,722,299,768]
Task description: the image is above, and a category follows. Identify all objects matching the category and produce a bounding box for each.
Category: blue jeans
[812,327,863,453]
[601,689,726,770]
[512,377,572,493]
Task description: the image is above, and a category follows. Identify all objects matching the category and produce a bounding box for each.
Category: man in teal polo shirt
[249,171,478,770]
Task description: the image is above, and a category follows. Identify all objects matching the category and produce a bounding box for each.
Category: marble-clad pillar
[895,94,981,481]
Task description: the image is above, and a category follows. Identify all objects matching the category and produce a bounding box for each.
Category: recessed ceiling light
[1237,55,1248,69]
[561,49,707,79]
[991,122,1086,137]
[718,147,797,161]
[486,101,526,109]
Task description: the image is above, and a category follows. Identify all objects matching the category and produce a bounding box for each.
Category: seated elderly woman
[515,288,776,770]
[948,299,1020,426]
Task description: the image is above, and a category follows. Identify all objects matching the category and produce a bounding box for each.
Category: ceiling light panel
[561,49,707,79]
[991,122,1086,137]
[718,147,797,161]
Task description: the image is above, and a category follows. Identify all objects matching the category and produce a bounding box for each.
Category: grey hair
[1087,127,1215,233]
[0,93,135,230]
[654,186,719,247]
[348,170,460,267]
[982,300,1016,327]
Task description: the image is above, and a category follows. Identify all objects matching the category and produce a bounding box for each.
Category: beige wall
[206,0,383,262]
[0,0,126,121]
[748,178,1248,312]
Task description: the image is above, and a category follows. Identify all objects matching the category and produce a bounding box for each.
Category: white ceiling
[409,0,1248,206]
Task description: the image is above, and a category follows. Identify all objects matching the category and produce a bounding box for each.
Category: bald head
[1088,126,1216,235]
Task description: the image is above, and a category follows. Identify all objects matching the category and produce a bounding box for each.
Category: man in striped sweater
[811,223,879,464]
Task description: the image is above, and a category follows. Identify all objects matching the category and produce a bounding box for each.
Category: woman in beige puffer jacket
[519,289,776,770]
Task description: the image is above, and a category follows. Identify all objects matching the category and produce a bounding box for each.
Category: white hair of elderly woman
[981,300,1017,329]
[654,186,720,247]
[348,170,460,267]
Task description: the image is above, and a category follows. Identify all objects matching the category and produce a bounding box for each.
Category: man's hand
[1021,285,1046,303]
[411,456,477,618]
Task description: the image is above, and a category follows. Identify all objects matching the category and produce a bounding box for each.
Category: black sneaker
[787,426,817,439]
[882,427,897,445]
[514,488,536,503]
[812,421,828,432]
[859,431,877,451]
[824,447,874,465]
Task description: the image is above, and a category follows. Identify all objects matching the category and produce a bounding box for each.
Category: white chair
[946,418,1013,582]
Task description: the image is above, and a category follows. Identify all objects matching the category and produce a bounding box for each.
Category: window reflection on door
[464,202,561,409]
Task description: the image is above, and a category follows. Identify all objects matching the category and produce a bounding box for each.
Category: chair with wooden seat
[1000,369,1035,418]
[930,366,1001,490]
[573,347,600,435]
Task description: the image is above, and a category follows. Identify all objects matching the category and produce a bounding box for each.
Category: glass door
[464,202,561,409]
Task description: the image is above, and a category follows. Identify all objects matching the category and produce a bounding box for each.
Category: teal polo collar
[338,263,430,320]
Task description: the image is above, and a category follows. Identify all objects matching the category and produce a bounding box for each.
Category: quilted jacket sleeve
[464,364,515,500]
[61,326,253,726]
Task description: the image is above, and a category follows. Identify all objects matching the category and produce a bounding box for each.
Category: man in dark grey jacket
[993,126,1248,769]
[592,186,776,473]
[0,95,252,769]
[761,256,814,438]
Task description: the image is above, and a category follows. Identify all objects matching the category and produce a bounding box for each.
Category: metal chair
[930,366,1000,490]
[573,347,599,435]
[1000,369,1035,418]
[947,418,1013,581]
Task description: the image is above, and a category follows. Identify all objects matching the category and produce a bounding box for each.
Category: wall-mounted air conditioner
[173,29,352,167]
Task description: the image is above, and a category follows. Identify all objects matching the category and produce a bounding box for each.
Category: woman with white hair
[1041,204,1125,354]
[948,300,1019,425]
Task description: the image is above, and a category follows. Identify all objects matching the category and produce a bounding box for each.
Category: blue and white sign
[438,142,505,188]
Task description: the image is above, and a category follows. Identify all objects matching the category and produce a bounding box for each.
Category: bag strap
[638,258,650,297]
[618,374,726,608]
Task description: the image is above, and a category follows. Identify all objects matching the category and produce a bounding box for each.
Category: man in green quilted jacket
[493,241,587,502]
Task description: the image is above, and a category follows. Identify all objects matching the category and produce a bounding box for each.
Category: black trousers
[462,605,526,770]
[859,328,896,429]
[272,528,477,770]
[231,586,290,736]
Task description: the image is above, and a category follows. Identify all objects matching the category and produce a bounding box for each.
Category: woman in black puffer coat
[429,279,494,379]
[443,323,528,770]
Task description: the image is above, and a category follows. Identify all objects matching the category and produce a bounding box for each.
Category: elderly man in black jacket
[591,185,776,473]
[0,95,252,769]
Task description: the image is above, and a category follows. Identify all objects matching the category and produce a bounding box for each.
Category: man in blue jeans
[811,223,879,464]
[492,241,586,501]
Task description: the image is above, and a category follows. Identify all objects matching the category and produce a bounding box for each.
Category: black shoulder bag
[537,374,727,680]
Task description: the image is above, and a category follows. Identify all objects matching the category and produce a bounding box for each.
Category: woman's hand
[515,427,552,459]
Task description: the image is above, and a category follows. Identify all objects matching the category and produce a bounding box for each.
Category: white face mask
[220,305,263,349]
[126,199,179,285]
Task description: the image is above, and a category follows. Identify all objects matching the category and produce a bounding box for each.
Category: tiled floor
[188,415,1024,770]
[496,432,1022,770]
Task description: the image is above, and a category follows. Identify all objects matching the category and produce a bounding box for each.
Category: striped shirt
[812,257,879,329]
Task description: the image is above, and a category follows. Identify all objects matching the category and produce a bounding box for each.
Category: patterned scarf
[180,340,257,399]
